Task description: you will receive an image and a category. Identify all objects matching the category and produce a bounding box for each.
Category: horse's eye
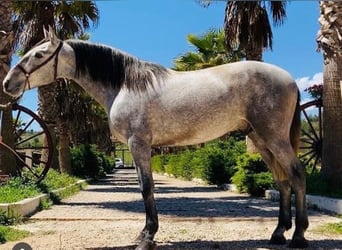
[34,52,44,59]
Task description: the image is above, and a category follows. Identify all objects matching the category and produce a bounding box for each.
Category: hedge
[151,138,245,186]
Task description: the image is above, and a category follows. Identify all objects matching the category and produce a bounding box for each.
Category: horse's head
[3,26,74,98]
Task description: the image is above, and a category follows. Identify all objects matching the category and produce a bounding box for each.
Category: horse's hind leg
[270,180,292,245]
[128,136,158,250]
[249,133,292,245]
[267,140,309,248]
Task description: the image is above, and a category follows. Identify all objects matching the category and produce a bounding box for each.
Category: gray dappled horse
[3,27,308,249]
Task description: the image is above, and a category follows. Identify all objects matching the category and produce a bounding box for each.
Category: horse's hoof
[269,234,286,245]
[288,237,309,248]
[135,232,144,242]
[135,239,157,250]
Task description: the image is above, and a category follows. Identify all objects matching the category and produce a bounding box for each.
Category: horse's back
[110,60,298,146]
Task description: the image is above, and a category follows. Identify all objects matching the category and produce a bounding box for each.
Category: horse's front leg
[128,136,158,250]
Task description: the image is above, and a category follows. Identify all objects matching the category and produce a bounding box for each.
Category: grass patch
[0,178,40,203]
[316,222,342,235]
[38,169,80,193]
[0,169,81,204]
[0,168,85,226]
[0,225,31,243]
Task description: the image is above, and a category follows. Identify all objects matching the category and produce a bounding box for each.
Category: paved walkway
[1,169,342,250]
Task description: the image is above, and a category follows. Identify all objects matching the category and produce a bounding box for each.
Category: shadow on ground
[60,193,279,218]
[85,239,342,250]
[61,173,323,219]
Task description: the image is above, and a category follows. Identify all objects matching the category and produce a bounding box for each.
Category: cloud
[296,72,323,92]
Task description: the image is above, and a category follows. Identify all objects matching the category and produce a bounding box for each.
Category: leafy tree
[316,1,342,189]
[11,1,99,174]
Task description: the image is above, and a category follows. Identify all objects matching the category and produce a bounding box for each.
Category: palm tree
[224,1,286,61]
[172,29,244,150]
[11,1,99,173]
[316,1,342,189]
[0,1,16,175]
[223,1,286,153]
[173,29,243,71]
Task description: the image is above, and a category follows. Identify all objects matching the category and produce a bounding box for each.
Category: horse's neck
[73,74,116,113]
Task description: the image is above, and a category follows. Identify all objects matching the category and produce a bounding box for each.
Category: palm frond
[224,0,285,57]
[269,1,287,26]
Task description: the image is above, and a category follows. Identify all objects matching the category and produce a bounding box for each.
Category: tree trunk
[57,117,72,174]
[321,57,342,189]
[38,86,60,171]
[0,1,17,176]
[317,1,342,189]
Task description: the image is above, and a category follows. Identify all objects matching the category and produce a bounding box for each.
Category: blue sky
[20,0,323,110]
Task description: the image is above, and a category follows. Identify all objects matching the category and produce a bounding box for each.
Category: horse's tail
[290,90,301,154]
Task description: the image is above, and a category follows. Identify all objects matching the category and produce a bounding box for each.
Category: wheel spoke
[300,99,322,172]
[311,155,320,174]
[300,149,315,159]
[11,104,54,183]
[301,129,316,142]
[302,109,319,141]
[15,131,44,147]
[17,118,35,139]
[300,137,315,144]
[13,109,22,139]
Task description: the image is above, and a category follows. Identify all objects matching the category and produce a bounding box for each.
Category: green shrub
[165,151,194,180]
[151,154,166,173]
[306,171,342,198]
[201,139,245,186]
[151,138,245,185]
[231,153,275,196]
[71,144,113,179]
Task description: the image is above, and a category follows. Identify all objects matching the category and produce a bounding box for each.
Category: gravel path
[1,169,341,250]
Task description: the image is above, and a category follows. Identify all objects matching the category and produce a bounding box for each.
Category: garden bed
[0,179,87,219]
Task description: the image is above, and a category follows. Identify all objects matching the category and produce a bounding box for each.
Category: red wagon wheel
[10,103,53,182]
[299,99,323,172]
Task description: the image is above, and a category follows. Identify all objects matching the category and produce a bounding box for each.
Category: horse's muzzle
[2,78,23,98]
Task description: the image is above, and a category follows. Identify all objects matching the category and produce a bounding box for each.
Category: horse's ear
[47,25,58,45]
[43,26,49,41]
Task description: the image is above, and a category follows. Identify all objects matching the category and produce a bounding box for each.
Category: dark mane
[66,40,168,92]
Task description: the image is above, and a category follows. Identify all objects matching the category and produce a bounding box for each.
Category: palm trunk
[0,1,17,176]
[38,85,59,171]
[321,57,342,188]
[317,1,342,189]
[57,117,72,174]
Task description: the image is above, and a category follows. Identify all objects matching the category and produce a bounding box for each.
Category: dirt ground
[1,169,341,250]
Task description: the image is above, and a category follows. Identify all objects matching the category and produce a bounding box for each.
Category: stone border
[265,189,342,215]
[222,184,342,215]
[0,180,87,218]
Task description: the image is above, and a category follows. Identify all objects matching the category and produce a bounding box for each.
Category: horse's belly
[151,117,247,147]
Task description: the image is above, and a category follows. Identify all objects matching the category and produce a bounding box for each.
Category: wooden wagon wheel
[299,99,323,172]
[11,103,54,183]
